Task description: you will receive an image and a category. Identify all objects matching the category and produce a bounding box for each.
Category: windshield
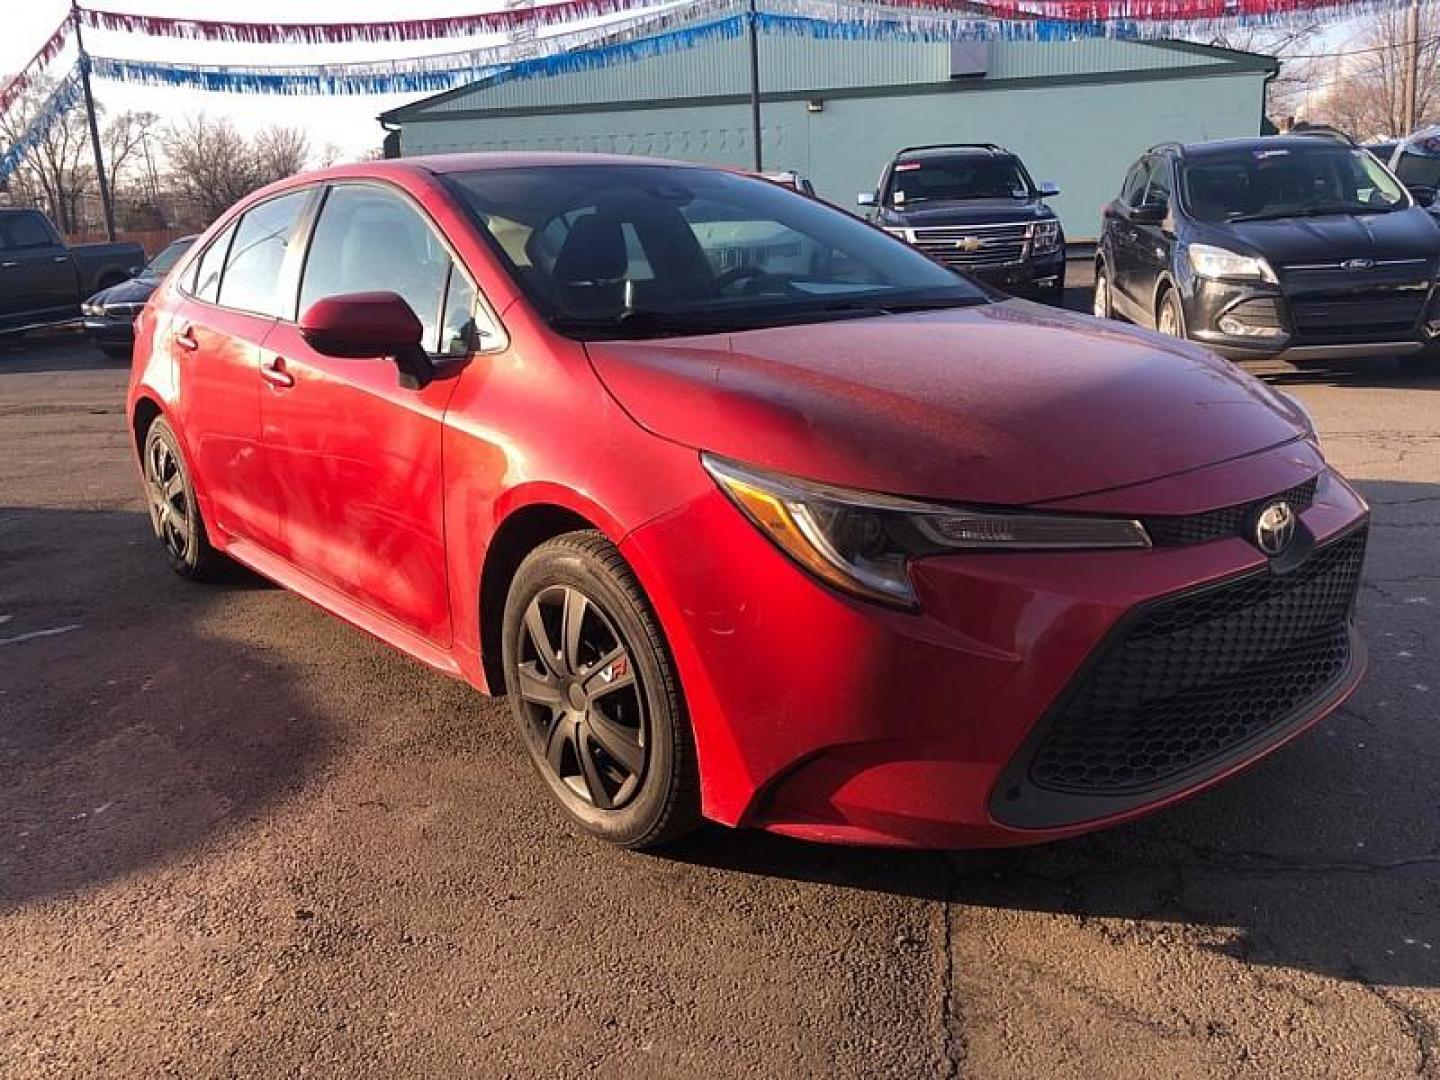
[1180,145,1409,223]
[886,154,1033,206]
[447,164,986,339]
[141,238,194,280]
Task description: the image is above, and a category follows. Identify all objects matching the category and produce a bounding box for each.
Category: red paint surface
[128,155,1369,848]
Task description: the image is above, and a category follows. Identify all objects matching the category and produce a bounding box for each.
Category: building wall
[401,69,1267,240]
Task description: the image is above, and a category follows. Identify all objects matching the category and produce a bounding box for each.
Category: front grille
[909,223,1029,270]
[1026,527,1366,797]
[1289,288,1428,342]
[1143,476,1318,547]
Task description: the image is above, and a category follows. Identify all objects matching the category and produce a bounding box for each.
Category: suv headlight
[704,455,1151,608]
[1188,243,1277,284]
[1031,219,1061,253]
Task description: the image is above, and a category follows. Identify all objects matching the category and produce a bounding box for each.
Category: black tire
[501,530,701,849]
[1156,287,1187,339]
[1093,261,1114,319]
[141,417,225,581]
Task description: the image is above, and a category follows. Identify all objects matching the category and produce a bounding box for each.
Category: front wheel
[1093,263,1114,319]
[1156,288,1187,339]
[501,531,701,849]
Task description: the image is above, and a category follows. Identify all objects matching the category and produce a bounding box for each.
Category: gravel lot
[2,281,1438,1077]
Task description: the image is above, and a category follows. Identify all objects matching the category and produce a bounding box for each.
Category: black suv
[1096,136,1440,368]
[860,144,1066,305]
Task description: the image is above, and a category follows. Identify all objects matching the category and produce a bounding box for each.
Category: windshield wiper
[819,295,987,315]
[1228,204,1394,223]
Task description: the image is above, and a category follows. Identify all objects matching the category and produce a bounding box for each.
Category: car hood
[86,276,157,307]
[1210,207,1440,266]
[884,199,1054,227]
[586,301,1307,506]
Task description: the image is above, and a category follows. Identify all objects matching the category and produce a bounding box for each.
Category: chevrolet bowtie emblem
[955,236,985,252]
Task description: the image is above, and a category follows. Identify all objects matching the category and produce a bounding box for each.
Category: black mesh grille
[1028,527,1366,795]
[1143,476,1318,548]
[1224,297,1284,330]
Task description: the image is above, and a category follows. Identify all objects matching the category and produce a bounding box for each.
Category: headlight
[703,455,1151,608]
[81,302,103,316]
[1187,243,1277,284]
[1031,220,1062,253]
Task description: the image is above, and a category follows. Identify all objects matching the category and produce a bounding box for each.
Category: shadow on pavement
[670,477,1440,991]
[0,506,323,912]
[0,330,127,374]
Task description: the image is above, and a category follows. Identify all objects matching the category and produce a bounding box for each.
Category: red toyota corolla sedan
[126,154,1369,849]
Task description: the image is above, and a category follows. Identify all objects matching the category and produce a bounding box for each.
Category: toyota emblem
[1254,501,1296,556]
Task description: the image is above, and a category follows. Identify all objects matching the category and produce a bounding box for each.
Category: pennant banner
[79,0,682,46]
[0,22,73,117]
[0,69,83,185]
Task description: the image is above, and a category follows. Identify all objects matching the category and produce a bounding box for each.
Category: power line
[1278,31,1440,60]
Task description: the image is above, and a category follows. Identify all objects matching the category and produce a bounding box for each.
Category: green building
[380,29,1276,241]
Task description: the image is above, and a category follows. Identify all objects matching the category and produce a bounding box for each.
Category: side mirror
[1407,184,1437,207]
[1130,201,1167,226]
[856,192,876,207]
[1037,181,1061,197]
[299,290,434,389]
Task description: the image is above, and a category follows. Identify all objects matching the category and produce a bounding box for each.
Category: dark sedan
[83,236,197,357]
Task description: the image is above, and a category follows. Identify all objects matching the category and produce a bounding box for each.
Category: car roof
[1162,135,1361,160]
[327,151,704,180]
[894,145,1013,160]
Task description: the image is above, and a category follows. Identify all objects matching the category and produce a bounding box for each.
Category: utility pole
[71,0,116,241]
[1402,0,1420,133]
[747,0,762,172]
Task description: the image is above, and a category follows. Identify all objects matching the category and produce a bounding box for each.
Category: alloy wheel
[513,584,648,810]
[1093,273,1110,318]
[1158,295,1183,337]
[145,435,191,562]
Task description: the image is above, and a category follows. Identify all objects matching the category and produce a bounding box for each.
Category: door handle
[173,326,198,351]
[0,261,17,269]
[51,255,69,264]
[260,356,295,389]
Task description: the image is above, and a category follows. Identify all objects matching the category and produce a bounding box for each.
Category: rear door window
[217,191,311,318]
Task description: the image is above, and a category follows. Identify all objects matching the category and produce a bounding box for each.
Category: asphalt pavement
[2,285,1438,1078]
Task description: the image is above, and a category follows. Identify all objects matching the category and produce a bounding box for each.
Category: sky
[0,0,528,158]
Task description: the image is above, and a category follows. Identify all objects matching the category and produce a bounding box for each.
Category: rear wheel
[501,530,701,849]
[1093,263,1114,319]
[141,417,224,580]
[1157,288,1187,339]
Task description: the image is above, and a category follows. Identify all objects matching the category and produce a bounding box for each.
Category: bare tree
[1200,24,1327,123]
[103,109,160,194]
[254,124,310,181]
[1308,6,1440,139]
[0,75,94,232]
[161,114,262,222]
[161,115,312,222]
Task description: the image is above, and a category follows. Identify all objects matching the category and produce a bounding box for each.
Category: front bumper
[83,315,136,347]
[969,247,1066,299]
[1183,269,1440,362]
[622,442,1369,848]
